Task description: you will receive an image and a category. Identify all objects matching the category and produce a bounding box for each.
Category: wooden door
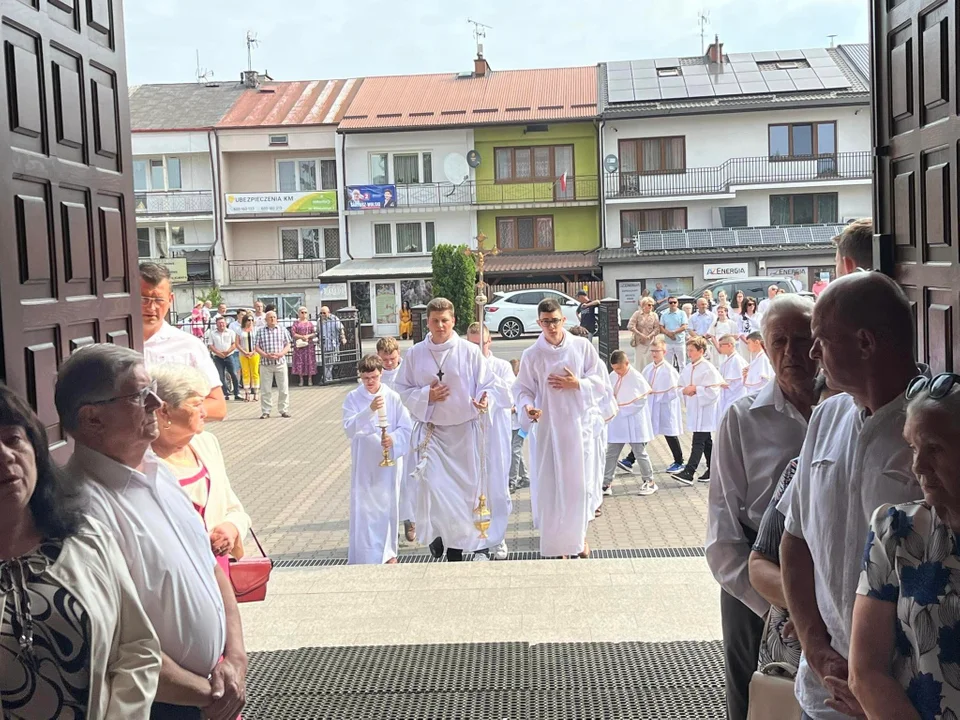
[0,0,138,453]
[873,0,959,373]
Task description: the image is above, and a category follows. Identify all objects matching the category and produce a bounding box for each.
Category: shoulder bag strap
[248,527,268,558]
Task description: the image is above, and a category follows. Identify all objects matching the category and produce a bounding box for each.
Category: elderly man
[779,272,923,720]
[706,295,820,720]
[652,282,668,303]
[207,317,242,402]
[319,306,346,382]
[254,310,291,419]
[757,284,779,315]
[140,262,226,420]
[55,344,247,720]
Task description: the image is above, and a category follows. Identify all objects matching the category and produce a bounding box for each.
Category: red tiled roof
[339,66,597,131]
[484,251,599,274]
[218,79,362,128]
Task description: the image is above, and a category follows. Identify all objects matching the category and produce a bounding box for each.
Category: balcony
[135,190,213,216]
[226,259,336,285]
[344,176,599,212]
[604,151,871,201]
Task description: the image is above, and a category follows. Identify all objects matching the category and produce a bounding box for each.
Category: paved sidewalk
[209,383,709,561]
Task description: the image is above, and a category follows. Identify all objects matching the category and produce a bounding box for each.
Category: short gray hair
[55,344,144,432]
[761,294,815,345]
[151,363,210,409]
[906,383,960,430]
[139,262,171,287]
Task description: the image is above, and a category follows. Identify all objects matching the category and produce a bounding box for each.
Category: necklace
[429,348,451,382]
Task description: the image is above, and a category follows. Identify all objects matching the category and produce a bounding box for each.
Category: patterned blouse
[627,310,660,346]
[1,540,90,719]
[859,501,960,719]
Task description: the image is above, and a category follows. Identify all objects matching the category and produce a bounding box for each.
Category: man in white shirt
[706,295,819,720]
[757,284,779,315]
[140,263,226,420]
[779,272,924,720]
[790,271,804,292]
[251,301,267,330]
[206,317,242,402]
[688,297,715,338]
[55,344,247,720]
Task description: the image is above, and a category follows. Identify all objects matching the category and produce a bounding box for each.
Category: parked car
[654,277,797,314]
[484,290,581,339]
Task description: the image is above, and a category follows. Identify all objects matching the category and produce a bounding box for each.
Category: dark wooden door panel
[0,0,138,451]
[873,0,959,372]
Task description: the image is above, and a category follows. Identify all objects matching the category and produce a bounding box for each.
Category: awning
[170,243,215,253]
[484,250,599,275]
[319,256,433,281]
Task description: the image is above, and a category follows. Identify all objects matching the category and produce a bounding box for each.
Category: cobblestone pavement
[209,380,708,562]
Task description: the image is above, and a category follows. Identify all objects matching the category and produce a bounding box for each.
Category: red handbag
[228,529,273,604]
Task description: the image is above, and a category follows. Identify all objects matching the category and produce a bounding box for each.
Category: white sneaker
[473,551,490,561]
[494,539,508,561]
[638,482,658,496]
[602,486,613,497]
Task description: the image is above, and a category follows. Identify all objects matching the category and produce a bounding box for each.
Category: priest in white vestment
[743,332,775,393]
[604,350,657,496]
[717,334,749,418]
[672,337,724,486]
[393,298,506,561]
[377,336,416,541]
[514,299,611,558]
[343,355,413,565]
[642,340,686,474]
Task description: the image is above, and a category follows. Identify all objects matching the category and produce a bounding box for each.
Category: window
[137,228,151,257]
[374,221,436,254]
[369,152,432,184]
[320,159,338,190]
[257,295,303,320]
[277,159,337,192]
[374,224,392,255]
[394,154,420,184]
[350,282,372,324]
[770,193,838,224]
[269,134,289,146]
[134,157,182,190]
[425,222,436,252]
[768,122,837,159]
[619,137,686,174]
[397,223,423,253]
[719,206,748,228]
[279,227,333,261]
[150,159,164,189]
[657,67,681,77]
[167,158,182,190]
[422,153,433,183]
[133,160,147,191]
[493,145,574,182]
[370,154,388,185]
[496,216,554,252]
[620,208,687,243]
[323,228,341,268]
[136,227,169,258]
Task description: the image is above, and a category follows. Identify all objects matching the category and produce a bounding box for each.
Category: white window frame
[367,151,433,185]
[137,226,170,258]
[275,158,338,193]
[133,156,182,191]
[372,220,437,256]
[255,294,304,320]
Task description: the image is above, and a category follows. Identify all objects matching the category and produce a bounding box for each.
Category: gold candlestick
[379,426,395,467]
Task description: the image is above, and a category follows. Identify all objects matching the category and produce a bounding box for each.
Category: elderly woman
[848,374,960,719]
[150,364,251,562]
[627,296,660,367]
[290,306,318,386]
[0,384,160,718]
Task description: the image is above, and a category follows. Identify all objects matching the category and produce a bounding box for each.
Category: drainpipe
[339,131,353,260]
[212,128,228,265]
[597,118,605,250]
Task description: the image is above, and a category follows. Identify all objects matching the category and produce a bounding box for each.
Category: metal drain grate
[244,640,725,719]
[273,546,706,569]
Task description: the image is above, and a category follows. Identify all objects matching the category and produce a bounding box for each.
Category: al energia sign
[703,263,749,279]
[225,191,338,215]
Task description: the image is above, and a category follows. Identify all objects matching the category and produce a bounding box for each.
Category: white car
[483,290,581,339]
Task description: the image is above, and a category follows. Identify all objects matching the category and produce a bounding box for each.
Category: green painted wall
[477,206,600,252]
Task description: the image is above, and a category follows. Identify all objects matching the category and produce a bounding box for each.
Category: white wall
[342,129,474,184]
[132,131,211,156]
[218,127,337,153]
[346,212,473,258]
[221,148,337,195]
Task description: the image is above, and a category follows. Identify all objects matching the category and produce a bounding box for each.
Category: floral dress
[291,319,317,377]
[859,501,960,719]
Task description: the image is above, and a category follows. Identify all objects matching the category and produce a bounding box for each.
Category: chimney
[706,34,724,65]
[241,69,260,89]
[474,46,491,77]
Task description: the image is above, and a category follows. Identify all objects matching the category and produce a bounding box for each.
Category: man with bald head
[778,272,923,719]
[706,295,820,720]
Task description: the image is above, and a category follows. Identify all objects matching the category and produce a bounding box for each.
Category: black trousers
[213,355,241,398]
[720,588,764,720]
[685,431,712,474]
[150,702,203,719]
[625,436,683,466]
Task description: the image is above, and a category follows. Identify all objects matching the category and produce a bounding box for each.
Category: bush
[431,245,476,334]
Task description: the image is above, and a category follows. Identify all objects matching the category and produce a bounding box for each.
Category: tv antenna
[195,50,214,84]
[245,30,260,72]
[697,10,710,55]
[467,18,491,57]
[827,34,838,48]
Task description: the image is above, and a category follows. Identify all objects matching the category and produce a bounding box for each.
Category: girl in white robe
[642,341,685,472]
[605,354,656,495]
[717,336,749,417]
[343,360,413,564]
[743,334,774,394]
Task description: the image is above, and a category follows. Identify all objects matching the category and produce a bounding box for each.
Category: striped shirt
[254,325,289,366]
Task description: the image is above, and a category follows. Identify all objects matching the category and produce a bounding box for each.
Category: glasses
[88,381,159,408]
[906,373,960,401]
[140,297,167,307]
[539,318,564,326]
[668,301,678,305]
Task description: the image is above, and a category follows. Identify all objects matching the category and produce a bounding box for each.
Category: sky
[125,0,870,86]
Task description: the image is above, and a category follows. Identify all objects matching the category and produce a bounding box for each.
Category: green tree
[431,244,476,334]
[198,285,223,306]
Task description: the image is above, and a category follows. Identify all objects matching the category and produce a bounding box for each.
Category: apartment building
[596,39,872,315]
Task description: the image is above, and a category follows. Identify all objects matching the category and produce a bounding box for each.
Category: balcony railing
[135,190,214,215]
[604,151,871,200]
[226,259,336,285]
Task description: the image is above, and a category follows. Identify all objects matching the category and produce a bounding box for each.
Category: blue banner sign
[346,185,398,210]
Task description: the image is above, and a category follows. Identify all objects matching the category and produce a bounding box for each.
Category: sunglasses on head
[906,373,960,401]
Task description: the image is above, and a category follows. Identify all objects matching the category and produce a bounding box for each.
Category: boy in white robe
[377,336,416,542]
[507,359,529,493]
[604,350,657,496]
[467,323,514,561]
[393,298,506,562]
[569,325,611,519]
[642,339,686,473]
[672,336,724,486]
[717,334,749,418]
[342,355,413,565]
[515,299,611,559]
[742,331,774,393]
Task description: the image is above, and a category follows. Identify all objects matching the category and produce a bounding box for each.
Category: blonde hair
[376,336,399,354]
[640,297,655,308]
[650,337,667,351]
[685,336,708,353]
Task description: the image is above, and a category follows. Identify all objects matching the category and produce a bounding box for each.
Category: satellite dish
[466,149,481,168]
[603,154,620,174]
[443,153,470,184]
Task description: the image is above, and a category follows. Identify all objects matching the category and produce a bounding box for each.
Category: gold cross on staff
[463,232,499,308]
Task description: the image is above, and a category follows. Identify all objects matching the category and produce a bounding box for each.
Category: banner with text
[703,263,749,279]
[346,185,398,210]
[225,191,338,215]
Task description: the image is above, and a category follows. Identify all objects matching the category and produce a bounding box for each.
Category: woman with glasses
[290,306,318,387]
[0,383,160,718]
[738,298,762,361]
[848,374,960,719]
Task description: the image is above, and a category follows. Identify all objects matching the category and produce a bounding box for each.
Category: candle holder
[379,426,395,467]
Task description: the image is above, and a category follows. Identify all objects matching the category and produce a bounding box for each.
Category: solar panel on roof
[658,75,686,88]
[752,51,780,62]
[684,64,708,75]
[634,88,661,101]
[785,226,813,244]
[806,55,837,67]
[712,230,736,246]
[731,62,759,74]
[777,50,806,61]
[735,229,762,247]
[739,82,771,95]
[633,77,660,89]
[687,231,713,249]
[813,65,847,79]
[660,86,690,99]
[802,48,830,58]
[714,84,744,96]
[793,78,826,91]
[787,68,818,80]
[766,79,797,92]
[607,61,631,73]
[655,57,680,68]
[820,75,851,89]
[607,88,634,103]
[662,232,688,250]
[685,74,714,86]
[809,225,840,242]
[760,228,787,244]
[634,67,659,79]
[639,235,664,252]
[631,59,656,69]
[712,71,740,84]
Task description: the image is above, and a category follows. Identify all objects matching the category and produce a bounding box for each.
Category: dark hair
[264,304,277,314]
[731,290,744,310]
[746,331,764,343]
[0,384,85,539]
[610,350,628,365]
[667,296,677,303]
[139,262,171,287]
[744,298,758,310]
[537,298,562,315]
[241,316,254,328]
[358,355,384,374]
